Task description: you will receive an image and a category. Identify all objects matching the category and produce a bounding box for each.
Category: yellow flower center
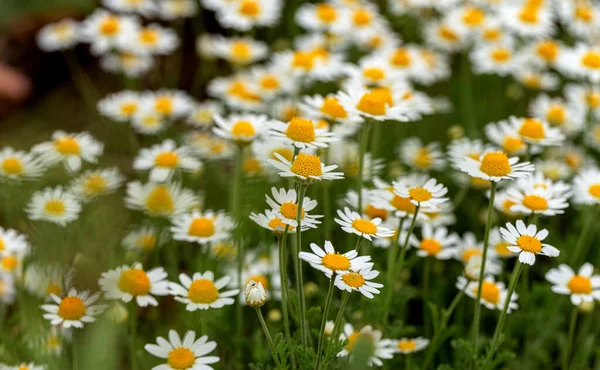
[100,17,120,35]
[54,136,81,155]
[316,4,337,22]
[84,174,107,196]
[118,268,151,296]
[479,152,511,177]
[322,253,351,271]
[231,120,256,139]
[537,40,559,62]
[268,217,289,231]
[58,296,86,320]
[462,248,482,263]
[390,48,411,67]
[0,237,4,251]
[356,91,388,116]
[501,137,524,154]
[546,105,565,126]
[155,96,173,115]
[397,339,417,351]
[364,204,388,220]
[155,151,180,168]
[120,103,137,116]
[285,117,316,143]
[413,148,432,168]
[519,5,539,23]
[588,184,600,199]
[522,194,548,211]
[167,347,196,369]
[495,242,512,257]
[139,28,158,44]
[439,26,459,41]
[463,7,485,26]
[475,281,500,304]
[188,279,219,303]
[390,195,416,213]
[46,283,62,296]
[239,0,260,17]
[483,28,501,41]
[352,9,372,26]
[516,235,542,253]
[231,41,251,62]
[292,51,316,70]
[136,235,157,252]
[568,275,593,294]
[246,274,269,290]
[2,157,23,175]
[491,48,511,62]
[2,255,17,270]
[575,6,594,22]
[363,67,386,81]
[342,272,366,288]
[582,51,600,69]
[523,74,540,89]
[145,186,174,214]
[587,92,600,108]
[290,153,323,178]
[188,217,215,238]
[44,200,66,216]
[408,187,433,203]
[260,75,279,90]
[279,201,304,220]
[351,218,377,234]
[420,238,442,255]
[502,199,516,213]
[320,97,347,119]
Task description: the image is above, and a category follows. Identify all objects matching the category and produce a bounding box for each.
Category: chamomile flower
[170,210,233,245]
[272,49,346,82]
[335,207,394,241]
[488,228,516,259]
[328,143,384,180]
[337,324,394,367]
[1,363,46,370]
[145,330,219,370]
[457,150,534,182]
[528,95,585,136]
[499,220,559,265]
[158,0,198,20]
[97,90,142,122]
[515,70,560,91]
[213,114,269,144]
[299,240,372,278]
[41,288,106,328]
[148,90,194,120]
[565,83,600,114]
[558,44,600,83]
[127,24,179,56]
[100,52,154,77]
[0,227,29,255]
[471,43,516,76]
[506,186,569,217]
[23,262,72,299]
[345,189,389,221]
[546,263,600,306]
[133,140,201,183]
[485,120,527,156]
[122,226,165,254]
[295,2,346,32]
[249,209,308,234]
[216,0,282,31]
[81,9,139,55]
[523,39,563,68]
[131,108,169,135]
[37,19,79,51]
[186,101,223,129]
[409,224,458,259]
[212,36,268,65]
[265,187,322,228]
[457,276,518,313]
[498,3,555,38]
[424,20,466,52]
[267,117,338,149]
[99,263,169,307]
[300,94,362,124]
[32,131,103,173]
[454,232,500,275]
[371,175,428,218]
[446,5,487,34]
[393,337,429,354]
[392,178,448,209]
[535,159,571,181]
[556,2,600,40]
[573,168,600,205]
[125,181,198,218]
[399,138,446,171]
[268,152,343,183]
[208,76,263,111]
[346,57,404,87]
[102,0,156,16]
[229,249,282,302]
[0,147,45,181]
[169,271,239,311]
[26,187,81,226]
[185,132,235,160]
[70,168,124,202]
[337,84,412,121]
[250,67,294,99]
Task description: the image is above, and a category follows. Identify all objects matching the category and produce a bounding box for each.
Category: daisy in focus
[268,152,343,183]
[392,177,448,209]
[169,271,239,311]
[265,187,322,229]
[144,330,219,370]
[99,262,169,307]
[266,117,338,149]
[335,207,394,241]
[335,265,383,299]
[41,288,106,328]
[457,150,535,182]
[299,240,372,278]
[546,263,600,306]
[499,220,559,265]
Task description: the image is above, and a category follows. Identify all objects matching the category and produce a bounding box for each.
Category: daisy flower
[211,36,268,65]
[0,227,29,255]
[454,232,500,275]
[249,66,294,99]
[371,174,429,218]
[271,49,346,82]
[37,19,79,51]
[572,168,600,205]
[484,120,527,156]
[488,227,516,259]
[471,43,516,76]
[70,167,124,202]
[335,266,383,299]
[393,337,429,354]
[556,2,600,40]
[447,138,494,169]
[265,187,322,229]
[345,189,389,221]
[97,90,142,122]
[26,186,81,226]
[186,101,223,130]
[80,9,139,55]
[457,150,534,182]
[207,76,263,112]
[328,142,384,180]
[124,181,198,218]
[1,363,46,370]
[23,262,72,299]
[295,2,346,32]
[266,117,338,149]
[169,271,239,311]
[346,57,405,87]
[546,263,600,306]
[185,132,235,161]
[337,84,412,122]
[99,263,169,307]
[213,113,269,144]
[133,139,201,183]
[528,95,584,136]
[409,224,458,259]
[122,226,165,254]
[32,131,103,173]
[558,44,600,83]
[499,220,559,265]
[506,186,569,217]
[249,209,308,234]
[300,94,363,125]
[41,288,106,329]
[145,330,219,370]
[337,324,394,367]
[216,0,281,31]
[392,177,448,209]
[515,70,560,91]
[170,210,233,245]
[0,147,45,181]
[335,207,394,241]
[131,108,169,135]
[126,24,179,56]
[268,152,343,183]
[147,90,194,120]
[457,276,518,313]
[399,137,446,171]
[299,240,372,278]
[228,249,282,302]
[565,83,600,115]
[498,3,554,38]
[424,20,466,52]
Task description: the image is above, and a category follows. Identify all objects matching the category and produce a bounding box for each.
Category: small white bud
[245,280,267,308]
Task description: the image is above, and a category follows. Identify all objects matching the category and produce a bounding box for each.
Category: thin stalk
[295,184,309,348]
[200,311,207,335]
[571,205,597,266]
[72,330,79,370]
[354,236,364,252]
[472,181,497,354]
[422,257,432,335]
[316,276,336,370]
[255,307,284,369]
[383,217,405,315]
[357,121,372,212]
[563,307,579,370]
[129,303,138,370]
[482,261,524,370]
[232,146,245,356]
[277,228,292,347]
[331,291,351,343]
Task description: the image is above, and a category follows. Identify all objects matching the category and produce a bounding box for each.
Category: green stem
[482,261,524,370]
[129,303,138,370]
[423,257,432,335]
[331,291,351,344]
[295,184,309,349]
[571,205,597,266]
[72,330,79,370]
[357,121,372,212]
[563,307,579,370]
[255,307,284,369]
[277,229,292,348]
[200,311,207,335]
[460,51,477,137]
[472,181,497,354]
[354,236,364,252]
[316,276,336,370]
[383,217,405,315]
[232,146,245,357]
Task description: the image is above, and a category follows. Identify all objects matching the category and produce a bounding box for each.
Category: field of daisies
[4,0,600,369]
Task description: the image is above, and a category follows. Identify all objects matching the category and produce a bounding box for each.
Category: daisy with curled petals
[249,209,307,234]
[506,186,569,217]
[457,150,534,182]
[457,276,518,313]
[335,207,394,241]
[337,324,394,367]
[125,181,198,218]
[392,178,448,209]
[299,240,372,278]
[170,210,233,245]
[32,131,103,173]
[268,152,343,183]
[508,116,565,147]
[266,117,338,149]
[213,114,269,145]
[99,262,169,307]
[546,263,600,306]
[499,220,559,265]
[169,271,239,311]
[572,168,600,205]
[393,337,429,354]
[399,137,446,172]
[265,187,322,228]
[41,288,106,329]
[335,266,383,299]
[409,224,458,260]
[337,83,411,122]
[145,330,219,370]
[0,147,45,181]
[134,139,201,183]
[70,167,124,202]
[36,19,79,51]
[26,186,81,226]
[97,90,142,123]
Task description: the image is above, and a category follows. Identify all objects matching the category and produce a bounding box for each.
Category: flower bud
[245,280,267,307]
[106,302,129,323]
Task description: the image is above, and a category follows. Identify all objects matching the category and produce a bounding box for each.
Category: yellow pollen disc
[290,153,323,178]
[316,4,337,22]
[364,204,388,220]
[420,239,442,255]
[351,218,377,235]
[47,283,62,296]
[479,152,511,177]
[188,217,216,238]
[145,186,174,214]
[357,91,387,116]
[188,279,219,303]
[84,174,107,195]
[260,75,279,90]
[408,187,433,203]
[231,41,251,62]
[588,184,600,199]
[516,235,542,253]
[2,256,17,270]
[586,92,600,108]
[136,235,156,252]
[292,51,316,70]
[568,275,593,294]
[58,296,86,320]
[463,7,485,26]
[167,347,196,369]
[320,97,347,119]
[246,274,269,290]
[139,29,158,44]
[413,148,432,168]
[280,201,304,220]
[285,117,316,143]
[582,51,600,69]
[155,151,180,168]
[239,0,260,17]
[231,120,256,139]
[243,158,261,174]
[120,103,137,116]
[44,200,66,216]
[398,339,417,351]
[100,17,120,35]
[268,217,289,231]
[390,195,416,213]
[475,281,500,304]
[353,9,372,26]
[519,5,539,23]
[483,28,501,41]
[502,137,524,154]
[322,253,351,271]
[54,136,81,155]
[363,67,386,81]
[495,242,513,257]
[270,148,293,162]
[155,96,173,115]
[342,272,366,288]
[575,6,594,22]
[118,268,151,296]
[390,48,411,67]
[491,48,511,62]
[537,40,559,62]
[546,105,565,125]
[522,194,548,211]
[2,157,23,175]
[439,27,459,41]
[462,248,482,263]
